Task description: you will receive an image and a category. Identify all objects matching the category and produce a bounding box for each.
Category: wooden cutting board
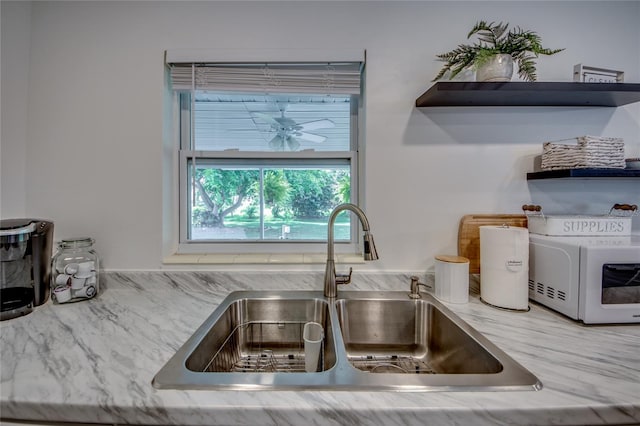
[458,214,528,273]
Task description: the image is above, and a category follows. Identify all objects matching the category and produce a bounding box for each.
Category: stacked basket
[541,136,625,170]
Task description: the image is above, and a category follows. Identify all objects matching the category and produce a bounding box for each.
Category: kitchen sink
[152,290,542,391]
[335,298,502,375]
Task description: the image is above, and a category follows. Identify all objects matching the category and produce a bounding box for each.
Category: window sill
[163,253,365,265]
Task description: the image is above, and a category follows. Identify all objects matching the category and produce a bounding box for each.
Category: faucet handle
[335,267,353,286]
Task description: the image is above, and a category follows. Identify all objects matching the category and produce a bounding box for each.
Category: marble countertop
[1,271,639,425]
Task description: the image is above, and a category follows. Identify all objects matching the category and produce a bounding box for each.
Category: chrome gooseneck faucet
[324,203,379,298]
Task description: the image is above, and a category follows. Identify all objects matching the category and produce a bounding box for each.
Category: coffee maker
[1,219,54,320]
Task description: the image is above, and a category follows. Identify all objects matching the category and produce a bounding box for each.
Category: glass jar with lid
[51,237,99,303]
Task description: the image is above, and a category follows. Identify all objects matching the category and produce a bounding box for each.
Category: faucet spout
[324,203,379,298]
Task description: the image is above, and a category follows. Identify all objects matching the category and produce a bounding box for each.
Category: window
[167,51,365,253]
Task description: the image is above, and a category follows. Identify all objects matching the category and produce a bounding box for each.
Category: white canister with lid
[434,255,470,303]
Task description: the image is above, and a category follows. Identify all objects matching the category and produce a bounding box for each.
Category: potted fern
[432,21,564,82]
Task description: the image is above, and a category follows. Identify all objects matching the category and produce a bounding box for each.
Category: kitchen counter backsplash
[1,271,639,426]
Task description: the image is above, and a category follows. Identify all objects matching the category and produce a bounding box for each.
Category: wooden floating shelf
[415,82,640,107]
[527,168,640,180]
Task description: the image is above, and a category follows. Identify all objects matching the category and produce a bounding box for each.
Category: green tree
[264,170,290,218]
[284,170,338,218]
[337,171,351,203]
[244,204,258,219]
[194,168,258,227]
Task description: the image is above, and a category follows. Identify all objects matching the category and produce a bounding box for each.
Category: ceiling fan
[253,107,335,151]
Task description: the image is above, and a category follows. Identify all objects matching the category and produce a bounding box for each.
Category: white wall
[1,1,31,218]
[2,1,639,272]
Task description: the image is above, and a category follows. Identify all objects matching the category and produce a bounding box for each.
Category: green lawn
[223,216,351,240]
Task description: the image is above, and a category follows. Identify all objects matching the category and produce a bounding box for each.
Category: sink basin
[335,298,502,375]
[186,295,335,373]
[152,291,336,390]
[153,290,542,391]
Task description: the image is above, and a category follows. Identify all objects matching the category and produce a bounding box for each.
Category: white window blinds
[168,63,362,95]
[166,49,364,95]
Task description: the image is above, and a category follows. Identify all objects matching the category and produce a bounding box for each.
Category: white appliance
[529,234,640,324]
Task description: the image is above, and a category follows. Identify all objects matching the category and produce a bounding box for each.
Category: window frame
[176,91,363,255]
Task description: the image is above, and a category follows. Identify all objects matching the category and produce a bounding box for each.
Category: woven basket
[541,136,625,170]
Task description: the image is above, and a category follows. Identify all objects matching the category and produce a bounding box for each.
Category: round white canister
[434,254,470,304]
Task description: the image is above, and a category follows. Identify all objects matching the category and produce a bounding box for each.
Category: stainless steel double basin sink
[152,290,541,391]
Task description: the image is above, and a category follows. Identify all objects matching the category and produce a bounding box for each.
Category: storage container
[51,237,99,303]
[541,135,625,170]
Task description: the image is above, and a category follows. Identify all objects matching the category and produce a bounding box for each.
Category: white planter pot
[476,54,514,82]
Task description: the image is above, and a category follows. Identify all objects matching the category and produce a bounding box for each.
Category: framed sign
[573,64,624,83]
